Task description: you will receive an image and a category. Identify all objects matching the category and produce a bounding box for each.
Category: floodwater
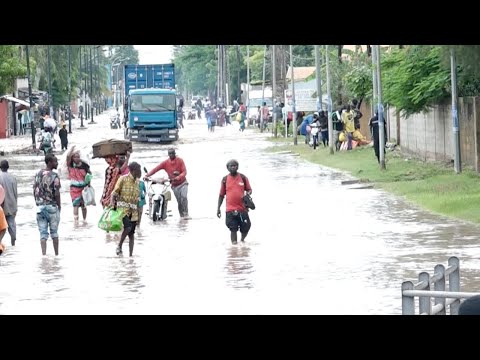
[1,111,480,314]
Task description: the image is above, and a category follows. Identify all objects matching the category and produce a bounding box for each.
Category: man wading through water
[217,159,252,245]
[33,154,61,256]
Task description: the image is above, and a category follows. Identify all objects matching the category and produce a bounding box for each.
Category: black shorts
[225,211,251,234]
[122,215,137,235]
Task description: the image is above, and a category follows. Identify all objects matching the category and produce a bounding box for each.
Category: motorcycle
[143,167,172,221]
[110,113,121,129]
[309,122,320,149]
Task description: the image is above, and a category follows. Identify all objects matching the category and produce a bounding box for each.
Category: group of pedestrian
[0,141,254,258]
[102,147,254,255]
[38,111,69,156]
[329,100,387,163]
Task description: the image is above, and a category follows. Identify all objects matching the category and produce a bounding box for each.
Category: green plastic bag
[85,173,93,184]
[98,207,123,232]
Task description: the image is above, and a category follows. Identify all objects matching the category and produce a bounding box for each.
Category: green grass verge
[266,136,480,224]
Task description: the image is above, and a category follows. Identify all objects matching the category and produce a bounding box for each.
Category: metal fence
[401,256,480,315]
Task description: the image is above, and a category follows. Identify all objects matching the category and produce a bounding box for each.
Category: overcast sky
[134,45,173,64]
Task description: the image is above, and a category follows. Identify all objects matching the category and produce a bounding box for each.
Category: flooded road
[1,112,480,314]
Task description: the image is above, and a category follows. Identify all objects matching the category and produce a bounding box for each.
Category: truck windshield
[130,94,176,112]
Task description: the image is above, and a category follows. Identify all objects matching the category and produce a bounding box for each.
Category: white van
[247,88,273,123]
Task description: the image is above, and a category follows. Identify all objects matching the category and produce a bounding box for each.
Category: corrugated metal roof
[0,95,32,107]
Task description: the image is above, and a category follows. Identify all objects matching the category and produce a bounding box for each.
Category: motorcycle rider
[144,148,189,219]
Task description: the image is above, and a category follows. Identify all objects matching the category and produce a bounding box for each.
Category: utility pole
[84,45,89,122]
[372,45,378,124]
[375,45,386,170]
[26,45,36,151]
[272,44,277,137]
[79,45,84,127]
[47,45,53,118]
[217,45,220,105]
[315,45,323,111]
[89,46,94,124]
[246,45,250,113]
[290,45,297,146]
[95,46,99,115]
[326,45,333,155]
[451,47,461,173]
[261,45,267,133]
[68,45,72,133]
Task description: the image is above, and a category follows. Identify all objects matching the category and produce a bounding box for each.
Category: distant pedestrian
[217,159,253,245]
[177,106,185,129]
[59,124,68,150]
[39,127,54,155]
[341,105,355,150]
[0,160,18,246]
[39,113,45,131]
[33,153,61,256]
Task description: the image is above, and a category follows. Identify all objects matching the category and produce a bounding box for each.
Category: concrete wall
[387,97,480,170]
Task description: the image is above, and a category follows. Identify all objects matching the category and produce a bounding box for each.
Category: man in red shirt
[217,159,252,245]
[145,148,189,219]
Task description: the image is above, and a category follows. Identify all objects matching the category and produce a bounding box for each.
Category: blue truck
[123,63,179,143]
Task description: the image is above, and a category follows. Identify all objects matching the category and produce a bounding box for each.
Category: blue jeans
[36,204,60,240]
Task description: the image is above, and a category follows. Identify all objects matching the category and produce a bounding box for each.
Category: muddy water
[1,114,479,314]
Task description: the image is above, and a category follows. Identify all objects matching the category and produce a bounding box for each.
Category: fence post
[434,264,446,315]
[448,256,461,315]
[402,281,415,315]
[418,272,431,315]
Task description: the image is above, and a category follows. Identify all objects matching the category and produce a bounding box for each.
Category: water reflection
[39,257,62,276]
[224,245,254,289]
[111,258,143,293]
